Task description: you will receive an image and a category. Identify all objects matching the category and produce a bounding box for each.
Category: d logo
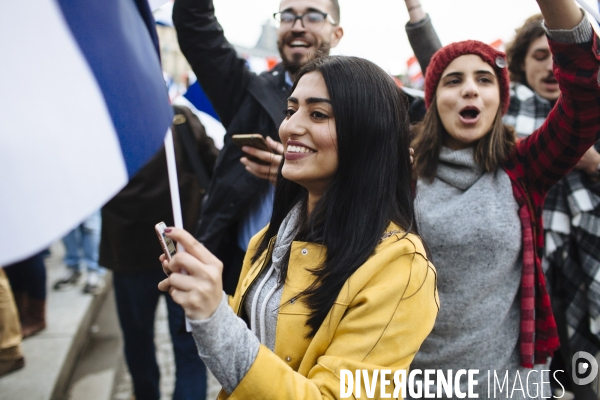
[572,351,599,386]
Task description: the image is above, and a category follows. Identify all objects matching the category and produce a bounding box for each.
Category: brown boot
[21,298,46,338]
[11,291,28,325]
[0,345,25,377]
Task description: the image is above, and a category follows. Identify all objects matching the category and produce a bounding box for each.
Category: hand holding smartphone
[232,134,272,163]
[155,221,177,275]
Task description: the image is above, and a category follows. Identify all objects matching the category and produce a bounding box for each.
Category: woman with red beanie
[410,0,600,397]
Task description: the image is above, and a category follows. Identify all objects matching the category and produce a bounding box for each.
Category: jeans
[63,210,104,274]
[113,270,207,400]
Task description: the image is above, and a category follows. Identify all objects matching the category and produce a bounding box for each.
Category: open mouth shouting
[458,106,481,125]
[285,140,316,160]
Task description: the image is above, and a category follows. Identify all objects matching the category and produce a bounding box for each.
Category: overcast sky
[206,0,599,75]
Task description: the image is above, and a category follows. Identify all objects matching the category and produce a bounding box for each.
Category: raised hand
[240,136,284,185]
[575,146,600,175]
[404,0,426,23]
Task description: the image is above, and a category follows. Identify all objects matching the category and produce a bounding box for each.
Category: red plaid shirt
[503,34,600,367]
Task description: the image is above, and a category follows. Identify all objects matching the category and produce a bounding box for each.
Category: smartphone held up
[232,134,272,164]
[155,221,176,275]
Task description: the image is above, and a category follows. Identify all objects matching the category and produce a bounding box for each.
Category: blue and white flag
[0,0,173,266]
[184,81,221,122]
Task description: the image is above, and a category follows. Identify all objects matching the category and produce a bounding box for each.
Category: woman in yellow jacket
[158,56,439,399]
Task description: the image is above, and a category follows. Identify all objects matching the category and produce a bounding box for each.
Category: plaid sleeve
[543,179,572,267]
[505,27,600,196]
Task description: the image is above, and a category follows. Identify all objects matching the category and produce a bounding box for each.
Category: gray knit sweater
[413,147,549,399]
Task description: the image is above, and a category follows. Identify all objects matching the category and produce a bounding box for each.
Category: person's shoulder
[338,227,436,310]
[254,63,287,87]
[247,225,270,253]
[371,226,435,298]
[376,224,428,259]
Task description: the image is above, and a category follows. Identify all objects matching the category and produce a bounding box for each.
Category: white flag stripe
[165,129,184,232]
[148,0,171,12]
[0,0,128,265]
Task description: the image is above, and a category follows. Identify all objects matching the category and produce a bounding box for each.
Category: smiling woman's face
[436,54,500,150]
[279,71,338,195]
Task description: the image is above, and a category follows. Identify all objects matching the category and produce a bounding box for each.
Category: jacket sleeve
[506,20,600,196]
[405,14,442,76]
[172,0,252,129]
[227,244,439,400]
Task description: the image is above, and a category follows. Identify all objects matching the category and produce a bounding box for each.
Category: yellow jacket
[220,223,439,400]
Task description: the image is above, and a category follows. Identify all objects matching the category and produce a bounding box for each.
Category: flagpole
[164,128,192,331]
[164,128,184,240]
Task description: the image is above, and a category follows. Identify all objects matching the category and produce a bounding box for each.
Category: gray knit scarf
[436,146,484,190]
[249,202,302,345]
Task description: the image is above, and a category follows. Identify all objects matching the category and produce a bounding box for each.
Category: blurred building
[156,20,280,86]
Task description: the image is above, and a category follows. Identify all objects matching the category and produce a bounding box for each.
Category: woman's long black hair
[252,56,417,337]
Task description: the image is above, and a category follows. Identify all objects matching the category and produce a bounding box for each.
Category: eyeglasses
[273,11,337,31]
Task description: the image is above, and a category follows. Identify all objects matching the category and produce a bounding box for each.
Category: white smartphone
[155,221,177,269]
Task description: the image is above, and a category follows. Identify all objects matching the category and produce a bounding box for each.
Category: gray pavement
[0,241,107,400]
[107,296,221,400]
[65,284,123,400]
[0,242,220,400]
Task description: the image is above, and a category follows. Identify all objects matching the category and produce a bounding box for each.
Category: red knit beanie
[424,40,510,115]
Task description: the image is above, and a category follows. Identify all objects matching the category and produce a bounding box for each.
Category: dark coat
[173,0,289,284]
[99,106,218,274]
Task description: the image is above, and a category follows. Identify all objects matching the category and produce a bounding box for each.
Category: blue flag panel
[55,0,173,177]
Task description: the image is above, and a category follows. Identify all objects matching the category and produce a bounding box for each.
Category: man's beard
[277,39,331,75]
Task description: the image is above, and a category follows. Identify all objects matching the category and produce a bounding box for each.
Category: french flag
[0,0,173,265]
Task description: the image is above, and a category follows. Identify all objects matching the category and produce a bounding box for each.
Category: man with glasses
[273,5,341,74]
[172,0,343,295]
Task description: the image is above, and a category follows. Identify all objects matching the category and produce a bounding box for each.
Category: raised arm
[537,0,583,29]
[172,0,252,129]
[506,0,600,194]
[403,0,442,75]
